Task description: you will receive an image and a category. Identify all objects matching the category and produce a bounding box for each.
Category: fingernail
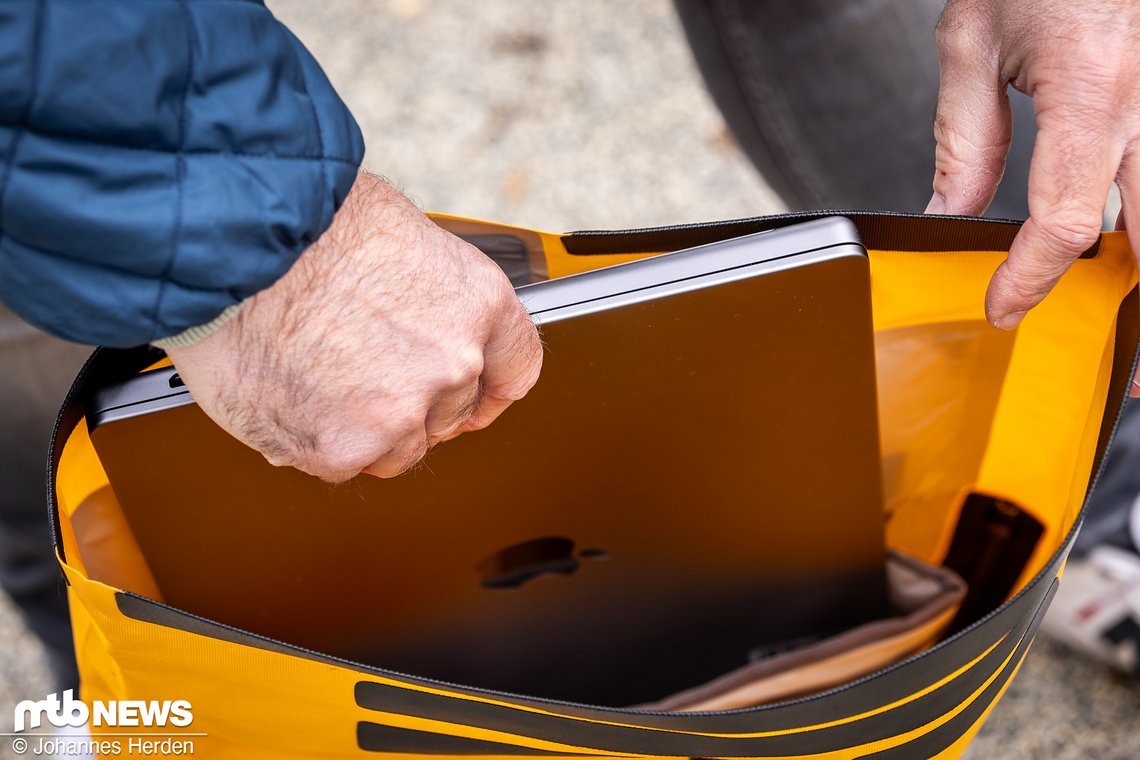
[925,192,947,215]
[994,310,1026,330]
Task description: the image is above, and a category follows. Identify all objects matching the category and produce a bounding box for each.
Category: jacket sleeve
[0,0,365,347]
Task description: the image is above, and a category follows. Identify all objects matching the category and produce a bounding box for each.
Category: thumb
[926,10,1012,216]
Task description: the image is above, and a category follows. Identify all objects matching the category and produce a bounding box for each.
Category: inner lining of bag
[538,232,1135,592]
[54,231,1135,669]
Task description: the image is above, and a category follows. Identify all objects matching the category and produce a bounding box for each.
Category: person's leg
[0,306,90,691]
[675,0,1035,219]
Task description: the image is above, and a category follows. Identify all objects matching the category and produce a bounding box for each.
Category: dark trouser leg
[675,0,1035,219]
[0,306,90,690]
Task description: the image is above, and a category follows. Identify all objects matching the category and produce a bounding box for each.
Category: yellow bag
[49,212,1138,759]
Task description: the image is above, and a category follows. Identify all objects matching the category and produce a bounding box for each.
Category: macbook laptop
[86,216,888,707]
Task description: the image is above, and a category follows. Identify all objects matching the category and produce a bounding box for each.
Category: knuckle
[1036,216,1102,257]
[465,409,498,432]
[492,385,529,405]
[367,438,429,479]
[444,345,484,388]
[490,389,524,407]
[935,10,981,62]
[935,25,968,60]
[386,409,427,441]
[309,444,376,481]
[1067,41,1127,93]
[404,439,430,470]
[252,431,307,472]
[447,389,483,429]
[459,419,490,436]
[302,421,397,480]
[365,459,404,479]
[492,358,542,403]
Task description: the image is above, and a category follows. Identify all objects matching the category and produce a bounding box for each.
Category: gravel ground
[2,1,1137,757]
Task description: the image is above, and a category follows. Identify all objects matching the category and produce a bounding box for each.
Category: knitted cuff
[151,301,245,350]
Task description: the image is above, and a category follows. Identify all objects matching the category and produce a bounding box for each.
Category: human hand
[166,172,543,481]
[927,0,1140,389]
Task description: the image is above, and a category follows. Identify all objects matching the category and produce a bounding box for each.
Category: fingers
[301,299,540,482]
[362,431,430,479]
[926,11,1012,215]
[424,380,484,443]
[362,359,486,479]
[464,294,543,434]
[985,112,1122,328]
[371,297,542,472]
[324,388,482,481]
[358,299,541,478]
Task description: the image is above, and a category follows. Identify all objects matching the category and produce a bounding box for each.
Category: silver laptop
[86,216,888,707]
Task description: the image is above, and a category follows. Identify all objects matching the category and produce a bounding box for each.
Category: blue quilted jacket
[0,0,364,347]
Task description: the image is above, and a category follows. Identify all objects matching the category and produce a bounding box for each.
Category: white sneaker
[1042,545,1140,674]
